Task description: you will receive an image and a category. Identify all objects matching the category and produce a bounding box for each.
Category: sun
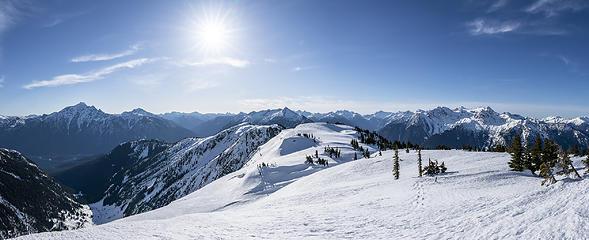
[197,20,231,53]
[187,5,239,56]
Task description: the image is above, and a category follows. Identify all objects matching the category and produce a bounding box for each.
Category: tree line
[508,134,589,185]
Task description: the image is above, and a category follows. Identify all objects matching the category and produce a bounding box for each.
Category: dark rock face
[0,149,91,239]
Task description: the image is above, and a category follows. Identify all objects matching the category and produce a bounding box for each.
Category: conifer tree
[405,148,409,153]
[508,134,525,171]
[417,149,423,177]
[539,140,559,186]
[529,134,543,174]
[354,152,358,160]
[573,143,580,157]
[556,150,582,179]
[315,150,319,158]
[523,140,533,172]
[393,149,400,180]
[439,161,447,173]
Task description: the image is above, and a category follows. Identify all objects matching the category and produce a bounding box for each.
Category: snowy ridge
[18,122,589,239]
[0,102,194,157]
[91,123,283,223]
[0,149,92,239]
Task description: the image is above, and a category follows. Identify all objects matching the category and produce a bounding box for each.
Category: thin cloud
[558,55,571,65]
[43,11,87,28]
[264,58,276,63]
[525,0,588,17]
[0,76,4,88]
[467,19,521,35]
[488,0,509,12]
[23,58,156,89]
[181,57,250,68]
[71,44,141,62]
[292,66,317,72]
[0,0,27,35]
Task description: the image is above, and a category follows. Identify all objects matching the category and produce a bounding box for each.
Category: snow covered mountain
[0,149,92,239]
[17,122,589,239]
[0,103,194,163]
[188,107,311,137]
[158,112,234,131]
[301,107,589,150]
[90,123,283,223]
[377,106,589,149]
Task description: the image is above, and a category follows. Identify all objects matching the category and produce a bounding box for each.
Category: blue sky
[0,0,588,117]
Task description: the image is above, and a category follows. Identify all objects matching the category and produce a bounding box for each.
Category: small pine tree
[405,148,409,153]
[354,152,358,160]
[315,150,319,158]
[305,155,314,165]
[529,135,543,174]
[439,161,447,173]
[556,150,582,179]
[508,134,525,171]
[573,143,580,157]
[393,149,400,180]
[417,149,423,177]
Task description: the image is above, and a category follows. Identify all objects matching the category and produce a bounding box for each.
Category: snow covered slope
[90,123,283,224]
[0,149,92,239]
[18,122,589,239]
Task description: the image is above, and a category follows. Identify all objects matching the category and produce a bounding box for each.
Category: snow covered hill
[90,123,283,224]
[0,103,194,164]
[17,122,589,239]
[0,149,92,239]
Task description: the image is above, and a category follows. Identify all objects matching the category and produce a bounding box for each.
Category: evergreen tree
[542,139,559,166]
[417,149,423,177]
[315,150,319,158]
[523,140,533,172]
[529,135,543,175]
[573,143,580,157]
[354,152,358,160]
[405,148,409,153]
[508,134,525,171]
[439,161,447,173]
[539,139,559,186]
[556,150,582,179]
[393,149,400,180]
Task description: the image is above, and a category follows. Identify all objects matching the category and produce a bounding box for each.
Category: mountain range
[1,103,588,170]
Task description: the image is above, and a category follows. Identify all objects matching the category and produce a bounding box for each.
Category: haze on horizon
[0,0,588,118]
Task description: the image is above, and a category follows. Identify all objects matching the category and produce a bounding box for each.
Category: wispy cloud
[488,0,509,12]
[23,58,156,89]
[264,58,276,63]
[0,76,4,88]
[43,11,87,28]
[180,57,250,68]
[292,66,317,72]
[0,0,27,35]
[558,55,571,65]
[467,19,521,35]
[525,0,588,17]
[71,44,141,62]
